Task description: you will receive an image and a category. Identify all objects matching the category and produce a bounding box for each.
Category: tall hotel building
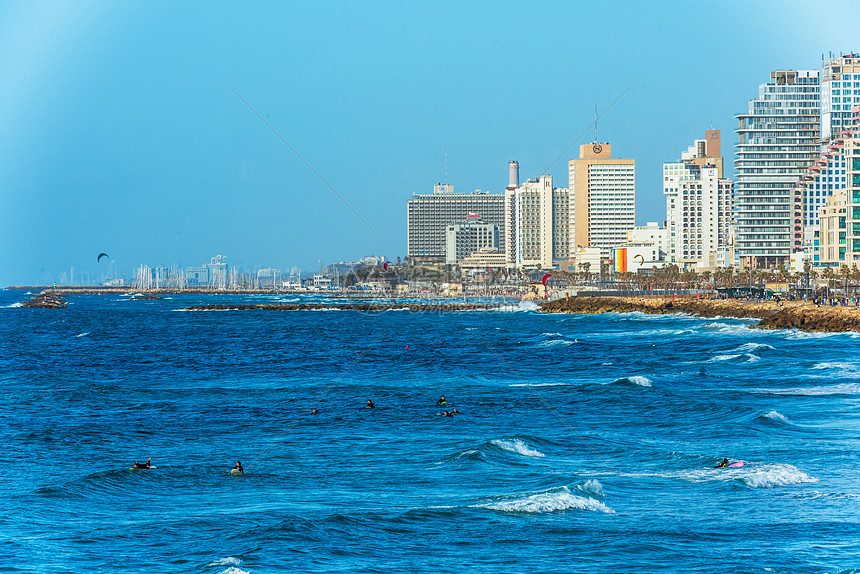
[734,70,820,268]
[663,130,728,265]
[503,175,569,269]
[568,143,635,258]
[406,183,505,262]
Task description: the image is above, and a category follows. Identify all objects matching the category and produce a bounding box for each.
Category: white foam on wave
[810,362,860,378]
[5,302,23,308]
[490,438,546,458]
[474,486,613,514]
[75,332,90,338]
[754,383,860,396]
[761,410,792,424]
[207,557,243,567]
[609,375,651,387]
[707,354,742,362]
[219,568,250,574]
[536,339,575,348]
[577,479,605,497]
[496,301,539,313]
[740,463,818,488]
[731,342,775,353]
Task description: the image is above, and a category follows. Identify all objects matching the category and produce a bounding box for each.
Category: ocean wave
[610,376,652,387]
[490,438,546,458]
[5,302,23,308]
[473,486,613,514]
[536,339,576,348]
[706,354,742,362]
[207,557,243,567]
[811,362,860,378]
[739,463,818,488]
[757,410,792,425]
[753,383,860,396]
[730,342,775,353]
[576,479,605,497]
[75,332,90,338]
[496,301,539,313]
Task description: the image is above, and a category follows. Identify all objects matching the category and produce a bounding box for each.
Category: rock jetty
[539,296,860,332]
[180,303,496,312]
[20,291,68,309]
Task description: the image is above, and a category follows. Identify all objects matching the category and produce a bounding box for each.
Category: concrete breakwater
[539,296,860,332]
[180,303,498,312]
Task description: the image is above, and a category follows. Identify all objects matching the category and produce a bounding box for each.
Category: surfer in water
[311,408,319,415]
[234,461,244,475]
[366,400,375,409]
[133,457,151,469]
[716,458,729,468]
[436,396,447,406]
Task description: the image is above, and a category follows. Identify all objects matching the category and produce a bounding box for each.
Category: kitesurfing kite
[383,261,390,271]
[634,254,645,264]
[97,252,109,262]
[541,273,552,286]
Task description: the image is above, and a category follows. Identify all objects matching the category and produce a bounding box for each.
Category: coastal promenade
[539,296,860,332]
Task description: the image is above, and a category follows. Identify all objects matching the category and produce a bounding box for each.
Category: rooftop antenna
[444,148,448,184]
[593,104,598,143]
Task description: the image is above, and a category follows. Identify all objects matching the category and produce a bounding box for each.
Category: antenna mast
[444,148,448,184]
[594,104,598,143]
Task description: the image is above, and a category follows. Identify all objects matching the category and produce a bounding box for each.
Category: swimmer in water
[311,408,319,415]
[366,400,375,409]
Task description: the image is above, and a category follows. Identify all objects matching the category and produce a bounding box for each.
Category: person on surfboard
[716,458,729,468]
[436,396,448,406]
[133,457,151,469]
[366,400,375,408]
[234,461,244,475]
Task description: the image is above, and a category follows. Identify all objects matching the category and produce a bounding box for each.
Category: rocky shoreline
[539,296,860,332]
[179,303,497,312]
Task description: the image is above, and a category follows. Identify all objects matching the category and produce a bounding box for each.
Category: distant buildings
[406,183,505,263]
[662,131,732,271]
[734,69,821,268]
[821,53,860,144]
[503,175,569,269]
[568,143,635,258]
[445,221,500,265]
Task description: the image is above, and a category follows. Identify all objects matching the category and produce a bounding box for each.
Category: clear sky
[2,0,859,285]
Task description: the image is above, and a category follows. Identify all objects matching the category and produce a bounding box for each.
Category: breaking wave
[473,485,613,514]
[490,438,546,458]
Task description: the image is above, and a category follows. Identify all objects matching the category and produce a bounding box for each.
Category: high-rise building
[407,184,505,262]
[568,143,635,258]
[504,175,569,269]
[818,187,848,266]
[663,130,724,264]
[445,221,500,265]
[795,142,849,263]
[821,53,860,144]
[735,70,820,268]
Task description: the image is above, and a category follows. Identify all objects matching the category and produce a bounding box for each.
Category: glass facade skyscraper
[734,70,820,268]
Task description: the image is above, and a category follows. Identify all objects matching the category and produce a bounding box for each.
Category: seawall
[539,296,860,332]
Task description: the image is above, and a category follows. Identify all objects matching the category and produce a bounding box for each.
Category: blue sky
[2,0,859,285]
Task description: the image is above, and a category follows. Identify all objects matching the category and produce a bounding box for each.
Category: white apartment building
[504,175,569,269]
[445,221,500,265]
[735,69,820,268]
[822,52,860,144]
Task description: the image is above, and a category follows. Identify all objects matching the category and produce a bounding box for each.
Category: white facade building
[504,175,569,269]
[735,69,821,267]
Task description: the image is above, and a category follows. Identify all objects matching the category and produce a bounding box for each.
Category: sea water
[2,290,859,573]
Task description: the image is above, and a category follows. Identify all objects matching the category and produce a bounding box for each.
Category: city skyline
[3,1,860,285]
